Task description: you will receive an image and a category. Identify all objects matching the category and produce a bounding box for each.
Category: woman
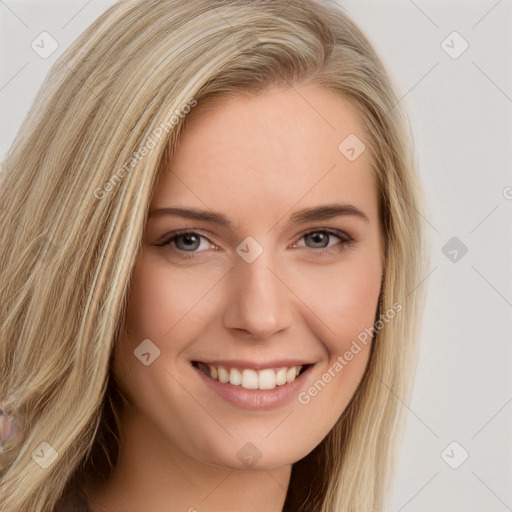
[0,1,427,511]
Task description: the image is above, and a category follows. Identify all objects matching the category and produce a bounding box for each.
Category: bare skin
[87,83,384,512]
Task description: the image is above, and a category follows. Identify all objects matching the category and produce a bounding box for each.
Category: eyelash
[154,228,354,259]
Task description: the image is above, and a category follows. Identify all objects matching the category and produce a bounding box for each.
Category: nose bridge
[222,247,292,338]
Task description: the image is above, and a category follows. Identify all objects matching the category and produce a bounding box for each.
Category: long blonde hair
[0,1,427,510]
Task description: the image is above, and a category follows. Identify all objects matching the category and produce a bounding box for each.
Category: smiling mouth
[192,361,309,390]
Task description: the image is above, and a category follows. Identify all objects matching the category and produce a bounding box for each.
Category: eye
[154,230,213,254]
[154,228,353,258]
[297,229,353,251]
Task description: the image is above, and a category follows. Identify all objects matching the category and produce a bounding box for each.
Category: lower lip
[193,364,313,411]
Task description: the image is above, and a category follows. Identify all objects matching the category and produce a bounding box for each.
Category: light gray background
[1,1,511,510]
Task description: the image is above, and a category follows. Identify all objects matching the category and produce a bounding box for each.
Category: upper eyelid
[292,228,353,246]
[153,228,214,247]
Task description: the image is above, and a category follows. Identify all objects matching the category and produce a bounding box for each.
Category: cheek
[294,248,381,385]
[293,252,381,438]
[332,257,382,336]
[123,252,222,341]
[293,248,383,349]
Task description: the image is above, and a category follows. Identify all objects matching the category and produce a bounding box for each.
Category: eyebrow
[148,203,369,226]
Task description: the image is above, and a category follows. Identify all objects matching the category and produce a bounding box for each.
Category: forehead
[153,84,378,222]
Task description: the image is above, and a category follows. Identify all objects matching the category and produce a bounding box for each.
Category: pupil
[178,234,200,251]
[307,232,328,248]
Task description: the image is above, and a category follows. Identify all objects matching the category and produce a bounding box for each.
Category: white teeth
[286,367,297,383]
[241,369,259,389]
[275,367,287,386]
[229,368,242,386]
[217,365,229,383]
[258,369,277,390]
[197,362,305,390]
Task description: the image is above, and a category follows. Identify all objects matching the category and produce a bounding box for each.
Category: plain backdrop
[1,1,511,510]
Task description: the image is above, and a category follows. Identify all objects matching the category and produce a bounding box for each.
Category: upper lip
[192,359,314,370]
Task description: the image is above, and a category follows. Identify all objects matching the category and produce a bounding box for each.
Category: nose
[221,251,294,340]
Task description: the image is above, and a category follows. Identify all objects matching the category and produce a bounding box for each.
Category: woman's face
[112,84,384,471]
